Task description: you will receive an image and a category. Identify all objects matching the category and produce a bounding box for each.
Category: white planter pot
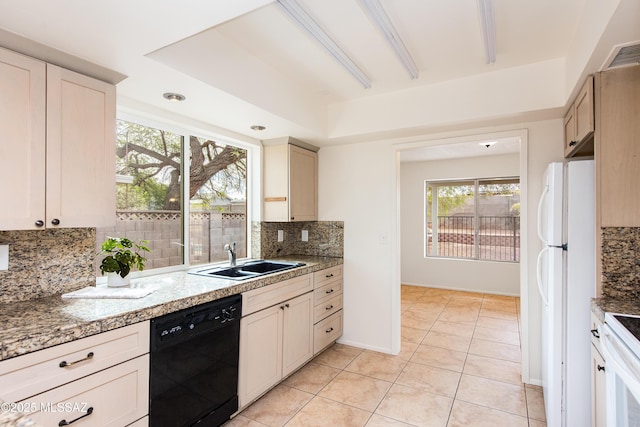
[107,272,131,287]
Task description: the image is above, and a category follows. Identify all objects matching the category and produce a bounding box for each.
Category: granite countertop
[591,296,640,323]
[0,255,342,362]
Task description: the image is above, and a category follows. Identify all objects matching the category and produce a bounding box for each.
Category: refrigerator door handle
[537,183,549,245]
[536,247,550,306]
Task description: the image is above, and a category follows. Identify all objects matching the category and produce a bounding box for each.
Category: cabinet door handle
[51,218,61,226]
[59,352,94,368]
[597,364,605,372]
[325,273,334,278]
[58,407,93,426]
[325,289,334,294]
[591,329,600,339]
[280,305,285,310]
[35,220,44,227]
[569,140,577,147]
[325,327,334,333]
[285,303,290,308]
[325,305,334,311]
[291,216,295,220]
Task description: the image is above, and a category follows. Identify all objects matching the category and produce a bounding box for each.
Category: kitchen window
[425,177,520,262]
[95,114,249,275]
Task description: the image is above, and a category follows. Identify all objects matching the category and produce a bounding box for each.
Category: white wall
[400,153,520,295]
[318,119,563,384]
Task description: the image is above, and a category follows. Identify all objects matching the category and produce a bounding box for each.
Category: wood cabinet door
[238,304,283,408]
[591,344,606,427]
[0,48,46,230]
[575,75,594,142]
[563,105,577,157]
[24,356,148,427]
[597,66,640,226]
[289,145,317,221]
[46,65,116,228]
[282,292,314,377]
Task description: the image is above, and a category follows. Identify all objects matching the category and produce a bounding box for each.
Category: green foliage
[427,185,474,220]
[115,120,247,211]
[98,237,150,278]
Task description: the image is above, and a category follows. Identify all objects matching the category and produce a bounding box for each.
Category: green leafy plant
[99,237,150,278]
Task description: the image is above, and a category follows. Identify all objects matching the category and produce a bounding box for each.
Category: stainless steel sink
[189,260,306,281]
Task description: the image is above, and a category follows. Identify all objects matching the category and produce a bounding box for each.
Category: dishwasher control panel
[151,294,241,349]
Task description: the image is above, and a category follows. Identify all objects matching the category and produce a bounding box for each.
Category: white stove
[602,312,640,427]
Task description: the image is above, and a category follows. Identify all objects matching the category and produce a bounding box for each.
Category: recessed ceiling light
[250,125,266,131]
[163,92,186,102]
[480,141,497,148]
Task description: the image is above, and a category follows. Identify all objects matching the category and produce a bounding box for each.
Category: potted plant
[98,237,150,287]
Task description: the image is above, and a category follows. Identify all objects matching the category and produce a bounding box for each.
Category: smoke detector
[601,41,640,70]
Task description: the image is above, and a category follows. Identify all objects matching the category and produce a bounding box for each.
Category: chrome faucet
[224,242,237,267]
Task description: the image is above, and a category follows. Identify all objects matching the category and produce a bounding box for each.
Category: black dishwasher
[150,294,241,427]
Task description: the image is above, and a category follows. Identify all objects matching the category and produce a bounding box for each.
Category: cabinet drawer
[313,265,343,288]
[314,280,343,305]
[242,274,312,316]
[314,310,343,355]
[314,293,343,323]
[0,321,149,402]
[22,355,149,427]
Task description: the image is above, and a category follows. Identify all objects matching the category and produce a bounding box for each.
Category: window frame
[425,176,520,263]
[97,109,259,282]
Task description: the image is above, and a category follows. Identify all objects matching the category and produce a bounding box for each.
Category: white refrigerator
[536,160,595,427]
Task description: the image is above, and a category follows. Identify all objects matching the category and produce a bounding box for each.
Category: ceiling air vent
[602,41,640,70]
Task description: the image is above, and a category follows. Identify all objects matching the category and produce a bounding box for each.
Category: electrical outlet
[301,230,309,242]
[277,230,284,242]
[0,245,8,270]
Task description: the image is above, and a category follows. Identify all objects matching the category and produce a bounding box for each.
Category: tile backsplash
[0,228,96,303]
[252,221,344,259]
[0,222,344,304]
[601,227,640,300]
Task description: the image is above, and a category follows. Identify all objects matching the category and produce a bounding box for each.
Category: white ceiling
[399,136,521,162]
[0,0,637,148]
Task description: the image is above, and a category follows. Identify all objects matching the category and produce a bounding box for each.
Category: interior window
[425,178,520,262]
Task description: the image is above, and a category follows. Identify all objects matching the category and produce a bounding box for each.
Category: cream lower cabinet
[0,46,116,230]
[590,313,606,427]
[238,274,314,408]
[0,321,149,427]
[313,265,344,354]
[22,356,148,427]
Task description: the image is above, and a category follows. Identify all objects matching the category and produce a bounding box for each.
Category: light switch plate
[0,245,8,270]
[277,230,284,242]
[301,230,309,242]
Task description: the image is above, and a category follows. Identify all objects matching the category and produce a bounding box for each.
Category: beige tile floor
[225,285,547,427]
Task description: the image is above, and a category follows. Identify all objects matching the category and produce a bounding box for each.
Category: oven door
[601,324,640,427]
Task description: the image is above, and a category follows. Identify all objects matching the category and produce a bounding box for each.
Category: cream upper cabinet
[0,48,46,230]
[46,65,116,229]
[564,75,595,158]
[263,141,318,222]
[0,47,116,230]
